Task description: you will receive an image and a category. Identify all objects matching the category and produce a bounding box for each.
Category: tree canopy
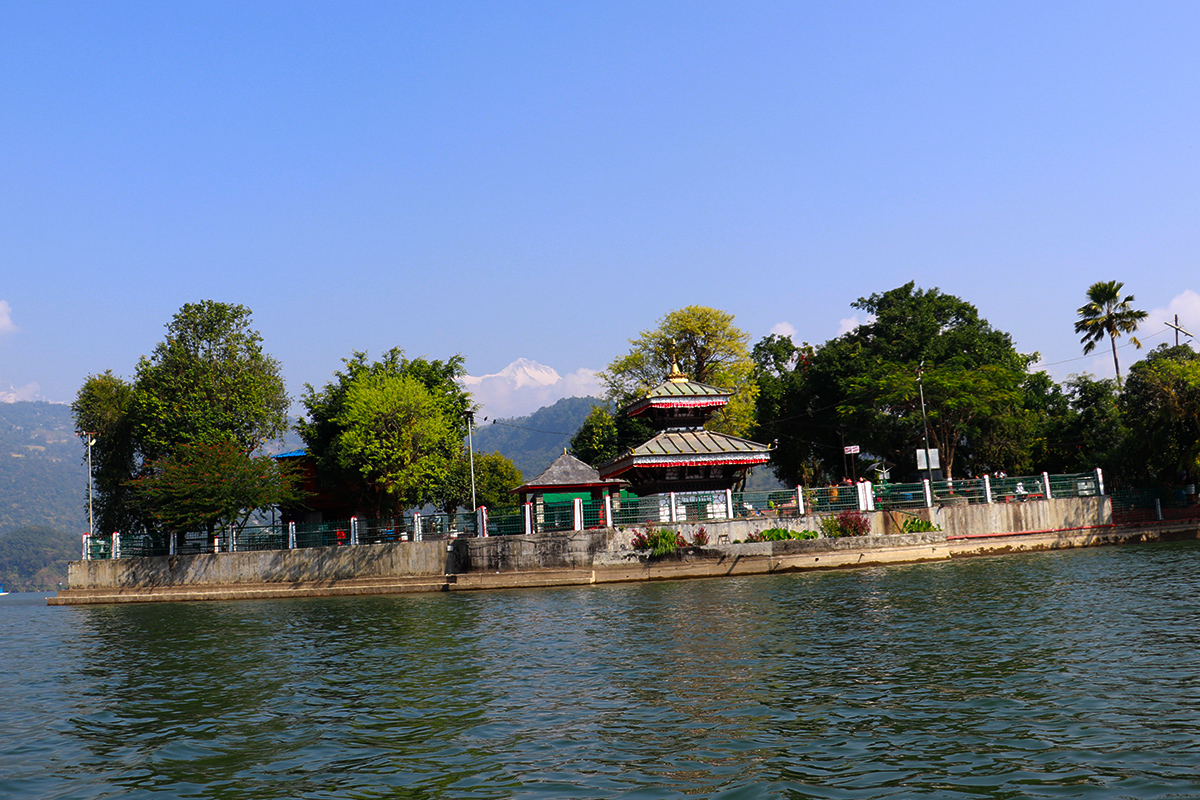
[72,301,296,542]
[299,349,477,517]
[599,305,757,437]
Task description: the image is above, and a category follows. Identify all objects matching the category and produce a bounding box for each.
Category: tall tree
[755,283,1032,482]
[1120,345,1200,484]
[72,301,295,543]
[1074,280,1148,385]
[599,306,757,436]
[301,349,475,517]
[134,300,289,459]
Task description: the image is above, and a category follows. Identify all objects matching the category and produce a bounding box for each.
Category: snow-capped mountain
[460,359,603,419]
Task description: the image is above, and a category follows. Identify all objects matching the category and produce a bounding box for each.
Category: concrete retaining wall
[67,539,452,590]
[52,495,1129,605]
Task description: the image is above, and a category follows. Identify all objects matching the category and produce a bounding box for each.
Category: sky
[3,2,1199,416]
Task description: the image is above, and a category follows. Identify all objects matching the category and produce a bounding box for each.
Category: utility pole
[466,412,477,512]
[84,433,96,538]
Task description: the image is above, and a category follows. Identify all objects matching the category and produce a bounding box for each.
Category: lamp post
[917,362,934,484]
[84,432,96,537]
[466,411,477,512]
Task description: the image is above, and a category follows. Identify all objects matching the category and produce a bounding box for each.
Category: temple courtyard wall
[50,496,1200,605]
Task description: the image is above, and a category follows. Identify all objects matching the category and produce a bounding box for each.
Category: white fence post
[1156,498,1163,520]
[212,534,220,554]
[796,486,805,516]
[82,532,91,560]
[923,479,933,508]
[604,494,613,527]
[169,531,176,556]
[572,498,583,531]
[477,506,488,537]
[413,513,422,542]
[984,474,993,504]
[523,502,533,536]
[112,532,121,559]
[228,525,237,553]
[668,492,678,523]
[865,481,875,511]
[1094,468,1105,496]
[1042,471,1052,500]
[288,521,297,549]
[350,516,359,546]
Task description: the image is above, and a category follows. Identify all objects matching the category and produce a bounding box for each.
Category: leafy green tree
[600,306,758,436]
[72,371,142,536]
[300,349,475,516]
[1074,280,1148,385]
[333,373,458,517]
[72,301,293,541]
[133,300,289,460]
[473,451,524,509]
[756,283,1032,482]
[130,440,306,538]
[570,405,619,467]
[1120,345,1200,484]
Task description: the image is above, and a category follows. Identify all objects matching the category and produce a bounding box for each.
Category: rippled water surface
[3,542,1200,799]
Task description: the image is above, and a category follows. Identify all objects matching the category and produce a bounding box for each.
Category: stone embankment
[50,497,1200,606]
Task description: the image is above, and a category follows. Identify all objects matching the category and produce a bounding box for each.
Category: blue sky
[3,2,1199,414]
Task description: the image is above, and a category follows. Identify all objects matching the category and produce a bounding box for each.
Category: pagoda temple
[597,359,771,495]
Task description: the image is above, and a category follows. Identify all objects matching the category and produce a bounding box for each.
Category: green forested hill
[0,525,80,590]
[472,396,604,480]
[0,402,87,535]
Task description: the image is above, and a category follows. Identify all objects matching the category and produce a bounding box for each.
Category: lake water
[2,541,1200,799]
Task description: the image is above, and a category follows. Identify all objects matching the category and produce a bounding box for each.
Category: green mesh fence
[489,508,525,536]
[875,482,927,509]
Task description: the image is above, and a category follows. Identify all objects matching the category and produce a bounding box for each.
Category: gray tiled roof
[598,430,771,478]
[515,451,622,491]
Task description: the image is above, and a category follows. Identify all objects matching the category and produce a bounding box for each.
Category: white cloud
[461,359,604,419]
[769,321,797,340]
[0,301,15,336]
[837,313,874,336]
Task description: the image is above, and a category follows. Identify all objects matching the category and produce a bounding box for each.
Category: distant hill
[472,396,605,480]
[0,525,79,590]
[0,402,87,535]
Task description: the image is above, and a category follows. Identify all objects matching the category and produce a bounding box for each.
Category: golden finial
[667,338,688,383]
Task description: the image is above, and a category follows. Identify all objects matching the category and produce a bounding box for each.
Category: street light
[465,412,477,512]
[917,362,934,485]
[83,432,97,538]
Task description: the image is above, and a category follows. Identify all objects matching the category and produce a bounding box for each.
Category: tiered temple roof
[598,358,771,495]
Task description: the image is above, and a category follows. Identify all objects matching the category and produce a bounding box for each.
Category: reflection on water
[2,542,1200,798]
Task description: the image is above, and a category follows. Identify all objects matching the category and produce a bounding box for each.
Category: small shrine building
[597,361,771,496]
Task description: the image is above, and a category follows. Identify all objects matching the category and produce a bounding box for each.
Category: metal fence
[81,469,1122,560]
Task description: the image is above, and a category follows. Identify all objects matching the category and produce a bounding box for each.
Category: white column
[795,486,805,516]
[604,494,613,528]
[1095,467,1105,496]
[1156,498,1163,520]
[983,474,993,504]
[169,531,176,556]
[82,533,90,560]
[864,481,875,511]
[112,532,121,559]
[350,516,359,546]
[1042,471,1052,500]
[288,521,297,549]
[572,498,583,531]
[413,513,422,542]
[212,534,220,554]
[229,525,237,553]
[923,479,933,508]
[669,492,678,523]
[477,506,488,537]
[524,502,533,536]
[726,488,734,519]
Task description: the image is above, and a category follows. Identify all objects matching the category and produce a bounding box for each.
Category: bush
[631,529,649,550]
[755,528,820,541]
[633,522,682,557]
[817,512,871,537]
[692,527,709,546]
[837,510,871,537]
[901,517,941,533]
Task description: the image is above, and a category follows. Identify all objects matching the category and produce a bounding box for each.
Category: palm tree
[1074,280,1148,384]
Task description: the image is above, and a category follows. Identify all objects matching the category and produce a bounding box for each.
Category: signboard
[843,445,860,455]
[916,448,940,469]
